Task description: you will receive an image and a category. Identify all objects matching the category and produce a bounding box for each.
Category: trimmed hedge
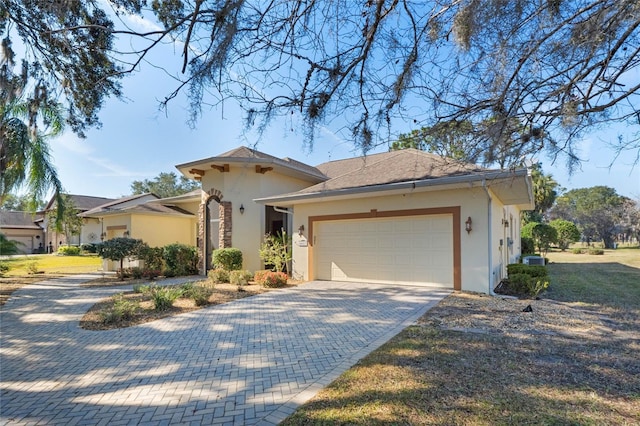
[497,264,550,298]
[212,248,243,271]
[57,245,81,256]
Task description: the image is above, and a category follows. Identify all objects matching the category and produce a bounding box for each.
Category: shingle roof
[304,149,486,194]
[176,146,327,182]
[0,211,43,229]
[64,195,115,212]
[80,193,159,216]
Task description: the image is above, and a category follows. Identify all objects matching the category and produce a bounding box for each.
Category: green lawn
[282,247,640,425]
[1,254,102,275]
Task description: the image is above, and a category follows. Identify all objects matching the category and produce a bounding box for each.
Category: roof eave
[255,169,533,207]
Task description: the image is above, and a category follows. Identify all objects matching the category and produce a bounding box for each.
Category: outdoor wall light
[465,217,473,234]
[239,204,245,214]
[298,225,305,236]
[123,230,130,238]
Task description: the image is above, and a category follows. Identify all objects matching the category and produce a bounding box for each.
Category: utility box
[523,256,545,266]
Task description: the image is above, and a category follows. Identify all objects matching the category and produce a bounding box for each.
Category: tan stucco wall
[200,166,315,272]
[290,186,520,294]
[130,214,196,248]
[1,228,45,254]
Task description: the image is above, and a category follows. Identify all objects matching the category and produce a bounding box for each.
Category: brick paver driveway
[0,275,449,425]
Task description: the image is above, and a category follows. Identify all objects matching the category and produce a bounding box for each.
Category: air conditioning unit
[523,256,545,266]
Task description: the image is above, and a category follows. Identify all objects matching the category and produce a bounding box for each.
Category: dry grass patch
[283,250,640,425]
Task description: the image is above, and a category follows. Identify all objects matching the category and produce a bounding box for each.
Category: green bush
[137,245,165,272]
[259,231,291,273]
[212,248,243,271]
[81,243,98,253]
[208,268,229,283]
[101,293,139,324]
[254,270,288,288]
[507,264,548,278]
[0,262,10,277]
[57,245,81,256]
[163,268,176,278]
[230,270,253,286]
[143,269,161,280]
[520,237,535,256]
[571,247,585,254]
[181,283,212,306]
[163,243,198,276]
[497,263,550,298]
[588,248,605,255]
[151,286,183,311]
[130,266,144,279]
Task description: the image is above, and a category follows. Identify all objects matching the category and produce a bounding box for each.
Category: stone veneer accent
[219,201,232,248]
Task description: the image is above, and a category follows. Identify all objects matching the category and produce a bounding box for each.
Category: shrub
[143,269,161,280]
[254,270,288,288]
[182,283,212,306]
[57,245,81,256]
[26,261,40,275]
[163,243,199,276]
[117,268,131,280]
[588,248,605,255]
[571,247,585,254]
[521,222,557,256]
[0,262,10,277]
[230,270,253,286]
[130,266,144,279]
[259,231,291,273]
[163,268,176,278]
[507,264,548,278]
[137,245,165,272]
[520,237,535,256]
[101,293,138,324]
[81,243,98,253]
[497,264,550,298]
[208,268,229,283]
[151,286,183,311]
[212,248,243,271]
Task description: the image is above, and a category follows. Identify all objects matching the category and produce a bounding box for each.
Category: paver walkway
[1,275,449,425]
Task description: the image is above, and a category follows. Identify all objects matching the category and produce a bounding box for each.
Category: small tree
[97,238,143,280]
[550,219,581,251]
[47,194,82,244]
[212,248,243,271]
[259,231,292,273]
[521,222,557,257]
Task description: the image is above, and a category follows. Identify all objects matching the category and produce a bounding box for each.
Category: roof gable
[176,146,327,182]
[0,211,43,229]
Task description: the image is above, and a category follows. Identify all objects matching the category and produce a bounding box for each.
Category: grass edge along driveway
[281,247,640,425]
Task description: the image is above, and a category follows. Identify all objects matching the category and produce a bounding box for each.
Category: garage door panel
[315,215,453,287]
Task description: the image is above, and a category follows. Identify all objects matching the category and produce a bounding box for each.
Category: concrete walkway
[0,275,449,425]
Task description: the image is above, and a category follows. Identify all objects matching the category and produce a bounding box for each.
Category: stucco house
[42,194,115,251]
[176,146,534,294]
[79,192,200,270]
[0,211,45,254]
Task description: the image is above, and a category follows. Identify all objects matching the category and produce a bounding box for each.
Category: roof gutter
[255,169,529,204]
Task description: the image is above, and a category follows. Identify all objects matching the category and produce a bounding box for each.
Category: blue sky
[47,10,640,202]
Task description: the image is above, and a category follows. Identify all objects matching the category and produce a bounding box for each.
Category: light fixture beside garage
[298,225,305,236]
[465,217,473,234]
[239,204,245,214]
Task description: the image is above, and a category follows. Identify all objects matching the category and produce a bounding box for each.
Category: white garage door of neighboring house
[314,215,454,287]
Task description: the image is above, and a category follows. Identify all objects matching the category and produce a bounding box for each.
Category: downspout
[272,206,293,215]
[482,179,495,295]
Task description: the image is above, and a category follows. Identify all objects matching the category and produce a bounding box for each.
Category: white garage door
[314,214,453,287]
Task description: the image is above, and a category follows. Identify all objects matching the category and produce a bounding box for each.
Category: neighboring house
[176,146,534,294]
[0,211,45,254]
[42,194,115,251]
[80,192,200,271]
